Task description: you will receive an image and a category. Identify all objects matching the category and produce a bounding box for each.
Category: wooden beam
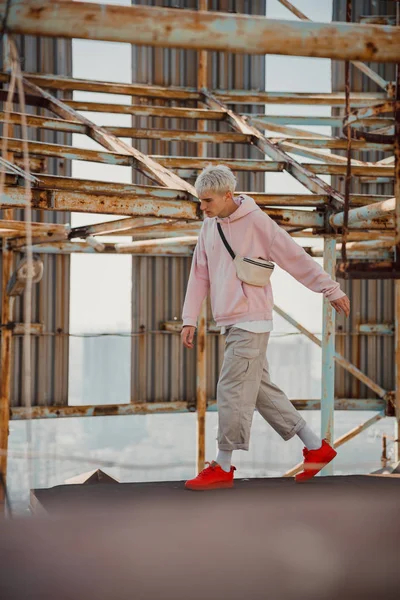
[21,77,196,194]
[2,2,400,61]
[203,90,345,209]
[62,100,225,120]
[0,72,387,105]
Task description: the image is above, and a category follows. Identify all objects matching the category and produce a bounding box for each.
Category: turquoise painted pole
[321,237,336,476]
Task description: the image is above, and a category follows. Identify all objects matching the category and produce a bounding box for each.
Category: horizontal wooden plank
[3,2,399,61]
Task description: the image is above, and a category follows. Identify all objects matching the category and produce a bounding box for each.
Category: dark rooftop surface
[31,473,400,515]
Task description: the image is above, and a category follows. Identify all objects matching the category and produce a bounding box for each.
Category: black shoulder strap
[217,222,236,260]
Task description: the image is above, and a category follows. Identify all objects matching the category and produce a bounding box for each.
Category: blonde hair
[195,165,237,196]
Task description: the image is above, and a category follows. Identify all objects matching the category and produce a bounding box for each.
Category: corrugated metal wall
[0,36,72,407]
[332,0,396,399]
[130,0,266,403]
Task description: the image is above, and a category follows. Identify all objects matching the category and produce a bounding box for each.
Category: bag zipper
[243,258,274,269]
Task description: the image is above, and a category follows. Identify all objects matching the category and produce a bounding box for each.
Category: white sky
[69,0,334,335]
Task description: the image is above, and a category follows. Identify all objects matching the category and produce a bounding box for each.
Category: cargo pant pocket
[223,346,261,381]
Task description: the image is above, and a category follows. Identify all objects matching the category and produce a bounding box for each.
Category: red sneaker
[185,461,236,491]
[295,440,337,482]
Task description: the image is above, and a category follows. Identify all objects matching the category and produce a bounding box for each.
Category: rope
[0,0,12,42]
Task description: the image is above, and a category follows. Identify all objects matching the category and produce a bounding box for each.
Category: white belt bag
[217,223,275,287]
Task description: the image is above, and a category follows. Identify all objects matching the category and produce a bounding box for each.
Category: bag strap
[217,222,236,260]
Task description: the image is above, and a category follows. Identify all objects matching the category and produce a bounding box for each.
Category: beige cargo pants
[217,326,306,451]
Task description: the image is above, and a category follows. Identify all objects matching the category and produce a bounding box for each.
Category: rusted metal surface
[203,90,345,209]
[330,197,395,227]
[0,219,67,235]
[337,261,400,279]
[0,110,86,133]
[394,42,400,460]
[115,236,198,253]
[342,0,352,266]
[248,114,393,127]
[8,230,70,250]
[343,102,397,145]
[275,137,394,151]
[22,175,192,199]
[321,239,336,472]
[196,2,208,474]
[64,100,225,120]
[154,156,395,177]
[107,127,250,144]
[216,90,386,106]
[71,217,176,238]
[147,157,284,172]
[357,323,394,335]
[0,71,201,99]
[11,323,45,335]
[13,241,195,256]
[306,247,393,260]
[0,187,325,226]
[22,77,196,194]
[0,136,137,167]
[0,71,386,104]
[347,216,395,230]
[0,187,199,219]
[0,242,13,508]
[249,117,331,141]
[2,1,400,61]
[9,398,387,420]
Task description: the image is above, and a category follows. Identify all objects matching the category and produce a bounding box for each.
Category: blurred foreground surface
[1,475,399,600]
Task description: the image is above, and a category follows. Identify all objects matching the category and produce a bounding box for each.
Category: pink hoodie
[182,194,345,328]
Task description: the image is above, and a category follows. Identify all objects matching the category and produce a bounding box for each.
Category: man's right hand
[181,325,196,349]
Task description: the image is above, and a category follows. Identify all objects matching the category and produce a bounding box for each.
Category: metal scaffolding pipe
[9,399,386,420]
[196,2,208,474]
[395,53,400,461]
[1,1,400,61]
[0,241,13,512]
[273,305,388,399]
[321,238,336,475]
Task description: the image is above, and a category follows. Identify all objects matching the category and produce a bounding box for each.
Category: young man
[181,165,350,490]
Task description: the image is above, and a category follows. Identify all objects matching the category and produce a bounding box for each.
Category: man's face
[199,190,233,218]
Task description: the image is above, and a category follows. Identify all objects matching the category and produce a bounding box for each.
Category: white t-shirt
[220,320,273,335]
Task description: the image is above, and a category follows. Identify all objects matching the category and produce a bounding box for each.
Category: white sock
[296,423,322,450]
[216,449,232,472]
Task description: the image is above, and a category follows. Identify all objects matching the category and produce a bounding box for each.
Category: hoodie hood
[215,194,260,224]
[212,194,261,249]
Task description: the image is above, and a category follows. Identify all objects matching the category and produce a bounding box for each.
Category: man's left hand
[330,295,350,317]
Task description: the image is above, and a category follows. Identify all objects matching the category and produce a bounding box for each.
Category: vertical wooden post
[0,37,15,512]
[394,48,400,463]
[195,0,208,473]
[321,237,336,476]
[0,243,13,512]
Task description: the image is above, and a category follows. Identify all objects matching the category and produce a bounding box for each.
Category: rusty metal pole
[321,237,336,475]
[0,241,13,513]
[394,5,400,462]
[0,37,15,513]
[195,0,208,473]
